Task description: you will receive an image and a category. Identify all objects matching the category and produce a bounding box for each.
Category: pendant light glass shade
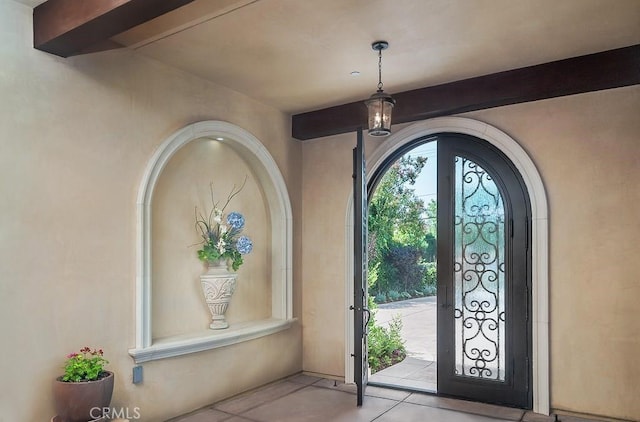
[365,41,395,137]
[365,90,395,136]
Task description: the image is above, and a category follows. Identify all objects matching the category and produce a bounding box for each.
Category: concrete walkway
[374,296,437,361]
[370,296,437,391]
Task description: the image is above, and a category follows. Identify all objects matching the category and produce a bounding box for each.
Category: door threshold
[368,380,436,395]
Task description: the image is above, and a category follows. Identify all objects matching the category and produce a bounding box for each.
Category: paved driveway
[374,296,437,361]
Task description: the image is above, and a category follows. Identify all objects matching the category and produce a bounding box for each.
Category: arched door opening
[345,117,549,414]
[366,133,531,409]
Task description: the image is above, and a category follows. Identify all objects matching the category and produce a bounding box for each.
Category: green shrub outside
[422,285,437,296]
[386,290,400,301]
[367,296,406,373]
[374,293,387,304]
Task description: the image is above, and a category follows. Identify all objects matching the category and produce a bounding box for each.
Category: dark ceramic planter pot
[52,371,114,422]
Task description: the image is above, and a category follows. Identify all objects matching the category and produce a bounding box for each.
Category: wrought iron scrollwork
[454,157,506,381]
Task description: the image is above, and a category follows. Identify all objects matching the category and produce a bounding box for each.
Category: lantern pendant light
[365,41,395,136]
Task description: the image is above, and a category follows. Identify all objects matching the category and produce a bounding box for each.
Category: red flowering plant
[62,347,109,382]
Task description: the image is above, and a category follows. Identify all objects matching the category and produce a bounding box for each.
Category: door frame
[344,116,549,414]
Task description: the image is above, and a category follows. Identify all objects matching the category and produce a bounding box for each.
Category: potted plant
[52,347,114,422]
[195,182,253,329]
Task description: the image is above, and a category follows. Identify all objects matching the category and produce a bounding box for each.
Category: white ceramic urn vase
[200,259,237,329]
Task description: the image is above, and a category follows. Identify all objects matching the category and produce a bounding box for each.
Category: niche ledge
[128,318,296,363]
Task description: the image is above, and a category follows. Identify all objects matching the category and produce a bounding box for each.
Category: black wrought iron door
[437,133,531,408]
[353,128,370,406]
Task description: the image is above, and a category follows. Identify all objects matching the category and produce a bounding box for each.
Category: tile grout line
[213,381,310,417]
[369,398,405,422]
[395,389,527,421]
[366,387,422,421]
[309,379,532,422]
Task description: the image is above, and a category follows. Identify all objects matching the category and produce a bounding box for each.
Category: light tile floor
[167,374,608,422]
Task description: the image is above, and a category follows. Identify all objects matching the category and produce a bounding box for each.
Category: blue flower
[236,236,253,255]
[226,212,245,230]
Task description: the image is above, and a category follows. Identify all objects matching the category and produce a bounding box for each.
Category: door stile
[352,127,369,406]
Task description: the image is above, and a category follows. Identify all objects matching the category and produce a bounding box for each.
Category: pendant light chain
[377,48,383,91]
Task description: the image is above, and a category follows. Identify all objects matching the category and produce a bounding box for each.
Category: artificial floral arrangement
[195,180,253,271]
[61,347,109,382]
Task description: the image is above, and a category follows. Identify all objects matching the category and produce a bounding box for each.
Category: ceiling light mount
[365,40,395,136]
[371,40,388,52]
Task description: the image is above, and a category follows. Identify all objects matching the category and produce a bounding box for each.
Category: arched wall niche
[151,140,271,339]
[129,121,294,363]
[344,117,549,414]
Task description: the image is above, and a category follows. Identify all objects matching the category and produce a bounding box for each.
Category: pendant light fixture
[365,41,395,136]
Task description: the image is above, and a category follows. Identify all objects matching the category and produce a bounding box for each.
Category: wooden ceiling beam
[292,44,640,140]
[33,0,195,57]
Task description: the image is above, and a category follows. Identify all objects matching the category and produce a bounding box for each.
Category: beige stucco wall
[301,85,640,420]
[0,2,302,421]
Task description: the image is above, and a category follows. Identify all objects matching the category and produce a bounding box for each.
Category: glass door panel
[454,157,506,381]
[437,133,531,409]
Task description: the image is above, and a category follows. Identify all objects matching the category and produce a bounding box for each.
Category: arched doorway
[345,117,549,414]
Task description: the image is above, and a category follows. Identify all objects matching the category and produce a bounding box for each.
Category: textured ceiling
[24,0,640,114]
